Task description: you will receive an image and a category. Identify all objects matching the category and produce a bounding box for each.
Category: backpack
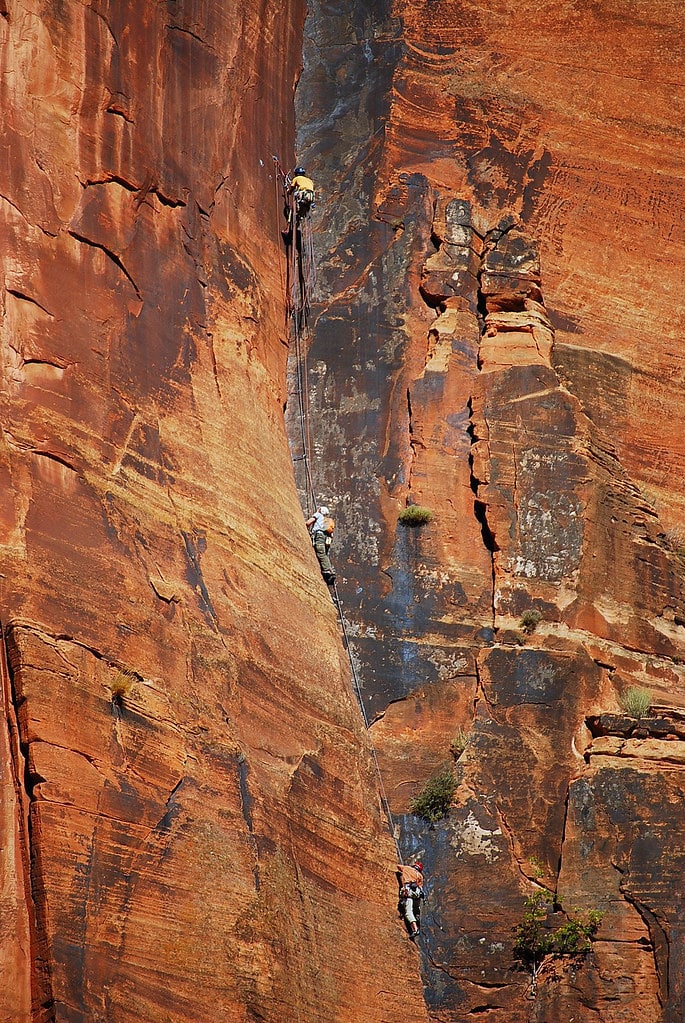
[323,516,335,536]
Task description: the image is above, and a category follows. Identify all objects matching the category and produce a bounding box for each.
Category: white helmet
[319,506,329,515]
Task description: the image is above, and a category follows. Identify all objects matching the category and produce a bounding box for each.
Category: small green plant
[398,505,434,527]
[551,917,601,955]
[450,728,469,759]
[410,766,457,823]
[619,686,652,719]
[519,609,542,634]
[514,890,602,970]
[513,890,551,965]
[528,856,545,881]
[110,668,137,702]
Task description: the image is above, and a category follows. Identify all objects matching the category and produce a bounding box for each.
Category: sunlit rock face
[295,1,685,1020]
[0,4,430,1022]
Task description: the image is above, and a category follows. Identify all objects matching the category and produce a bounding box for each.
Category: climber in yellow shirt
[288,166,315,223]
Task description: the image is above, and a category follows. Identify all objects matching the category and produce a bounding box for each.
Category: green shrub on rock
[398,505,434,527]
[450,728,469,759]
[513,890,603,969]
[410,766,457,823]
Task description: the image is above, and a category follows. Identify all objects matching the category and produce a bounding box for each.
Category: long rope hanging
[274,159,316,511]
[275,160,403,863]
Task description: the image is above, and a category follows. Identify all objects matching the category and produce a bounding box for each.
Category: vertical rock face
[0,4,429,1022]
[295,1,685,1021]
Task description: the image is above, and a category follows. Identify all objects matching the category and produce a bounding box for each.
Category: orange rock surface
[0,4,428,1022]
[3,1,685,1021]
[295,0,685,1020]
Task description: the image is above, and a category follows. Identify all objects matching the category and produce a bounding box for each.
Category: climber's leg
[312,531,335,582]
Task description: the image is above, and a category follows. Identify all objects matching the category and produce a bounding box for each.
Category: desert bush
[109,668,137,702]
[410,766,457,823]
[520,609,542,634]
[618,686,651,719]
[398,505,434,527]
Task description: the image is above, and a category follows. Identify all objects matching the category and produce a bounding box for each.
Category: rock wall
[0,3,429,1021]
[295,1,685,1020]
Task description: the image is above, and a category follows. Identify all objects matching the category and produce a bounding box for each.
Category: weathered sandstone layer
[295,1,685,1020]
[0,3,428,1022]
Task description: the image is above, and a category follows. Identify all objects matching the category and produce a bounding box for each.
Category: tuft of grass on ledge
[398,505,434,527]
[618,685,651,719]
[109,668,138,702]
[450,727,469,759]
[520,609,542,634]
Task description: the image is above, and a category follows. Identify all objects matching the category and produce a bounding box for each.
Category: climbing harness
[273,155,403,864]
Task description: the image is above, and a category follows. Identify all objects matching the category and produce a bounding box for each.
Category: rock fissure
[81,174,138,194]
[5,288,54,317]
[180,529,221,632]
[67,230,142,301]
[473,655,495,713]
[7,622,132,679]
[105,103,133,123]
[493,799,545,889]
[467,401,497,628]
[406,387,418,501]
[555,780,572,893]
[29,449,79,473]
[618,889,668,1007]
[1,622,56,1015]
[165,23,215,51]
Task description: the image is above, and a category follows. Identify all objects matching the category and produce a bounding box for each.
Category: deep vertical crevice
[0,621,55,1021]
[619,884,668,1009]
[406,386,417,503]
[555,781,572,897]
[467,399,497,628]
[237,754,260,892]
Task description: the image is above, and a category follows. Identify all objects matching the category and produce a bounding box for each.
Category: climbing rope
[274,157,316,510]
[274,156,403,862]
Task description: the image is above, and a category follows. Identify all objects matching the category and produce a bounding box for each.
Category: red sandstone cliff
[3,1,685,1022]
[0,3,428,1021]
[295,1,685,1021]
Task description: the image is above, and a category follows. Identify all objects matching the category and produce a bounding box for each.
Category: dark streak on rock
[181,530,219,630]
